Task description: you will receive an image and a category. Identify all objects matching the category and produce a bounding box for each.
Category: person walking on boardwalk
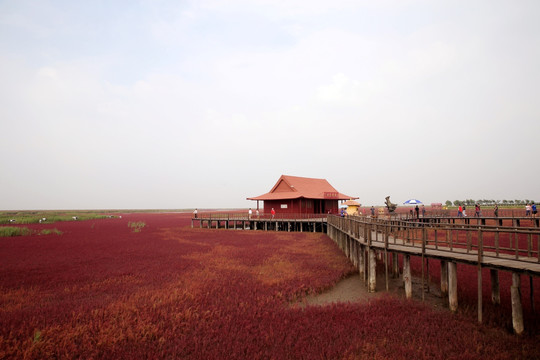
[370,206,375,217]
[271,208,275,219]
[248,208,252,220]
[494,204,499,217]
[458,205,463,217]
[532,203,537,218]
[415,205,419,219]
[193,208,198,219]
[474,204,480,217]
[421,205,426,217]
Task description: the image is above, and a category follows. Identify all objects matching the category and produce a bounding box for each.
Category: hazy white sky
[1,0,539,210]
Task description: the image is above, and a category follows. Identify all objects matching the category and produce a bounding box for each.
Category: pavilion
[247,175,357,215]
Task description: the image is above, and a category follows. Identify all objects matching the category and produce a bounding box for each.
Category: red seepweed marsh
[0,212,539,359]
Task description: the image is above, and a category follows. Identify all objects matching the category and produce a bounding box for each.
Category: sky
[1,0,539,210]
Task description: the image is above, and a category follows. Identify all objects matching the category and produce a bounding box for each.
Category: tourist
[474,204,480,217]
[463,205,467,217]
[458,205,463,217]
[370,206,375,217]
[271,208,275,219]
[532,203,537,218]
[494,204,499,217]
[526,203,532,217]
[248,208,252,220]
[415,205,419,219]
[422,205,426,217]
[193,208,198,219]
[256,209,260,218]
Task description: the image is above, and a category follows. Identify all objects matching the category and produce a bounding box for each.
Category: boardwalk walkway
[327,215,540,334]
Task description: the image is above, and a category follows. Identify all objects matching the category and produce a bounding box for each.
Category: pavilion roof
[247,175,357,201]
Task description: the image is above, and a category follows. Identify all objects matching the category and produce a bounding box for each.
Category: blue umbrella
[403,199,423,205]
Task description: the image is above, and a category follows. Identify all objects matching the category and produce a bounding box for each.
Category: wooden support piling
[531,276,535,314]
[403,254,412,299]
[449,261,458,312]
[478,265,483,324]
[358,245,365,283]
[440,260,448,296]
[368,248,376,293]
[392,253,399,278]
[490,269,500,305]
[511,273,524,335]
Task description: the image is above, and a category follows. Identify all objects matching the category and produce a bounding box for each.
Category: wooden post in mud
[477,230,483,324]
[440,260,448,297]
[490,269,500,305]
[368,248,376,293]
[384,231,389,291]
[511,273,524,335]
[403,254,412,299]
[392,253,399,278]
[448,261,458,312]
[358,245,365,283]
[352,239,358,267]
[477,266,483,324]
[530,276,535,314]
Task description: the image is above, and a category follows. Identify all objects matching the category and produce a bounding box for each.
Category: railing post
[385,226,389,291]
[421,227,426,301]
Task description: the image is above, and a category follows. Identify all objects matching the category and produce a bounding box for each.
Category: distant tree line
[444,199,537,207]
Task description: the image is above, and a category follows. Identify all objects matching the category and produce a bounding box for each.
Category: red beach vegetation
[1,213,538,359]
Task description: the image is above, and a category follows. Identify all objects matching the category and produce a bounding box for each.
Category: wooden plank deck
[329,224,540,276]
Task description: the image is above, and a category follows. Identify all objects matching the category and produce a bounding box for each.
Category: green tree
[445,200,453,207]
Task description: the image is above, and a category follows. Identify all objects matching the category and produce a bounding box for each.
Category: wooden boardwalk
[192,213,327,232]
[192,212,539,333]
[327,215,540,334]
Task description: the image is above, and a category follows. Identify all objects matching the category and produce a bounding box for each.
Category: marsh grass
[0,211,114,224]
[39,229,63,236]
[0,226,62,237]
[128,221,146,233]
[0,227,62,237]
[0,227,33,237]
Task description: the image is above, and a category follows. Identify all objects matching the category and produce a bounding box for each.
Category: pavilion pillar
[403,254,412,299]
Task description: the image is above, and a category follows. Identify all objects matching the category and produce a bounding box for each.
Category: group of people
[407,205,425,218]
[525,203,538,217]
[248,208,275,219]
[195,202,538,220]
[457,203,538,218]
[458,204,484,217]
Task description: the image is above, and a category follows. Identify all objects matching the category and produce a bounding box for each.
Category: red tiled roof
[247,175,357,201]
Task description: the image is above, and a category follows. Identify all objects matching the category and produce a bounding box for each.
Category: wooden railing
[196,212,328,221]
[328,215,540,265]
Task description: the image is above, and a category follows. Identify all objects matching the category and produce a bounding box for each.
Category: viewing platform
[191,213,328,232]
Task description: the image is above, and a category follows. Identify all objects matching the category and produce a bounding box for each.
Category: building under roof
[247,175,357,214]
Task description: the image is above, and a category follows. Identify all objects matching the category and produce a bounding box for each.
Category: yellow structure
[343,200,361,216]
